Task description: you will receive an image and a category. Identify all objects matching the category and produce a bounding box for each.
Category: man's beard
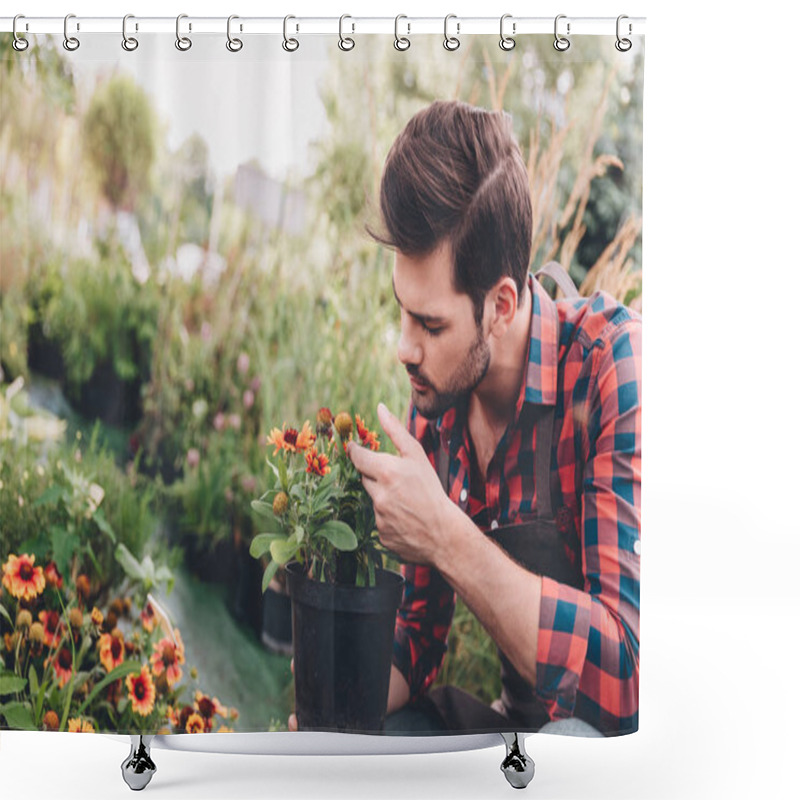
[409,327,491,420]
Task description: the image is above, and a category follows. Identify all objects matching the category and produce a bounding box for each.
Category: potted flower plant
[249,407,403,733]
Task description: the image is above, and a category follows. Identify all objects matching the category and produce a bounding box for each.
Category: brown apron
[422,264,585,732]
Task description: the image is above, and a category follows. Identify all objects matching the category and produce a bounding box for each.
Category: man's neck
[467,282,531,455]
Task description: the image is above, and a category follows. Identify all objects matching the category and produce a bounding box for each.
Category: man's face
[393,242,490,420]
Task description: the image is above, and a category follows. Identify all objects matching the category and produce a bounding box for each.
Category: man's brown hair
[369,100,532,324]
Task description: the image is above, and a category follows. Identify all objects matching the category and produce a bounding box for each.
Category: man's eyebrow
[391,275,447,325]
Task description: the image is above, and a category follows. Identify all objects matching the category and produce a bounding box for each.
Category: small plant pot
[286,561,404,733]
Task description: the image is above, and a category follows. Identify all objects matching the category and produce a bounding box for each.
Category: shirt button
[459,489,468,502]
[490,520,499,530]
[633,539,641,556]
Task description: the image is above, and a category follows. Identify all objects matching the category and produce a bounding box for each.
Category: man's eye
[423,324,443,337]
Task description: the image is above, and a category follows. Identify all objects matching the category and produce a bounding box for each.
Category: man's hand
[347,403,452,568]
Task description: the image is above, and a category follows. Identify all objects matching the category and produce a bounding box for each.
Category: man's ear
[486,277,519,338]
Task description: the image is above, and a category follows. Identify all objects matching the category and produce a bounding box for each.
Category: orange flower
[150,631,186,688]
[2,554,46,601]
[126,666,156,717]
[90,607,104,627]
[44,561,63,589]
[38,610,63,648]
[267,421,316,455]
[186,713,205,733]
[140,601,157,633]
[194,690,228,720]
[356,415,381,451]
[217,725,234,733]
[98,632,125,673]
[68,717,95,733]
[51,647,73,688]
[305,448,331,477]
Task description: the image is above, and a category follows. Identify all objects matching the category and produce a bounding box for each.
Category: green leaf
[250,533,284,559]
[33,485,67,507]
[154,565,174,594]
[0,673,27,696]
[269,537,299,566]
[250,501,282,533]
[93,508,117,542]
[75,660,141,717]
[0,702,36,730]
[315,520,358,551]
[0,604,12,627]
[261,560,280,593]
[115,543,145,581]
[51,529,80,577]
[278,457,288,491]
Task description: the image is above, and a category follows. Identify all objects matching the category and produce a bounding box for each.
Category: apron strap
[534,261,579,299]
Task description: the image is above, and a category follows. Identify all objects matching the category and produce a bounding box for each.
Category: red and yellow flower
[126,666,156,717]
[185,712,205,733]
[305,448,331,477]
[150,630,186,688]
[44,561,64,590]
[68,717,95,733]
[356,415,380,451]
[266,421,316,455]
[2,553,46,601]
[38,610,63,648]
[50,647,73,688]
[140,601,157,632]
[98,631,126,673]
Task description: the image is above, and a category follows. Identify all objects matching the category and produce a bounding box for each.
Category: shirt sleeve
[535,316,641,734]
[391,403,456,701]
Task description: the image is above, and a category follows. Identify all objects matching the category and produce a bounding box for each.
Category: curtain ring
[443,14,460,51]
[175,14,192,51]
[226,15,243,52]
[394,15,410,51]
[63,14,80,51]
[122,14,139,51]
[553,14,570,52]
[283,15,299,52]
[499,14,515,51]
[12,15,29,52]
[338,14,355,51]
[615,15,632,52]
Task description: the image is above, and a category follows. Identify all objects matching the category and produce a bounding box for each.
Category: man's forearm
[433,502,543,687]
[387,665,411,713]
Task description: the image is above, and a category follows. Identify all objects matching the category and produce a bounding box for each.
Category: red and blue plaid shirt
[392,273,641,735]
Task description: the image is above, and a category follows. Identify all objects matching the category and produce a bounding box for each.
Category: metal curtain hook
[499,13,515,51]
[176,13,192,51]
[283,15,299,52]
[553,14,570,52]
[226,15,243,52]
[394,14,410,51]
[12,14,29,52]
[444,14,460,51]
[338,14,355,51]
[615,14,632,52]
[122,14,139,51]
[63,14,80,51]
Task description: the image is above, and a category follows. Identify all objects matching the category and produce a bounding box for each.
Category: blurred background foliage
[1,33,643,711]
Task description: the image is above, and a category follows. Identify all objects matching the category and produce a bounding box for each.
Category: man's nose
[397,319,422,366]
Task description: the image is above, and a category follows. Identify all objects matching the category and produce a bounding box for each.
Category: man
[351,100,641,737]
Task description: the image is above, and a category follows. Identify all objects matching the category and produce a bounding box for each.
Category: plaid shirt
[392,273,641,735]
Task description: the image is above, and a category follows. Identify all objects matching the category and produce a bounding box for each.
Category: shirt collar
[435,272,560,440]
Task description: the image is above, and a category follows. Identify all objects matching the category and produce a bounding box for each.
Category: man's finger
[376,403,418,458]
[288,713,298,732]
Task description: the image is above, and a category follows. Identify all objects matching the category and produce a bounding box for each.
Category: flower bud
[69,608,84,629]
[16,609,33,630]
[273,492,289,516]
[29,622,45,644]
[43,710,60,731]
[334,412,353,439]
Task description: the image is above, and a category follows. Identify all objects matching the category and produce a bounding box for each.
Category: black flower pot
[286,561,404,733]
[260,578,293,656]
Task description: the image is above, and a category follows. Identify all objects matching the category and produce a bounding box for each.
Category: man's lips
[408,375,429,391]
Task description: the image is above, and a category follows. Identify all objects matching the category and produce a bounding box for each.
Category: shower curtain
[0,21,643,740]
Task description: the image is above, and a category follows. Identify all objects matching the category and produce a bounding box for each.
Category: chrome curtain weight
[443,14,460,51]
[226,15,243,52]
[338,14,355,51]
[394,14,410,51]
[122,14,138,51]
[554,14,570,51]
[615,14,632,51]
[499,14,515,51]
[283,15,299,52]
[63,13,80,51]
[12,14,29,51]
